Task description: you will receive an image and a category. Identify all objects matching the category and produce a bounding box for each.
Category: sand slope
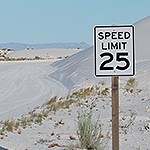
[0,16,150,149]
[134,16,150,61]
[0,61,68,120]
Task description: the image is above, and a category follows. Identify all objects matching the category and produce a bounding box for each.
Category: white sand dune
[50,47,110,91]
[0,61,68,120]
[0,16,150,149]
[134,16,150,61]
[0,49,81,120]
[50,16,150,91]
[7,48,81,59]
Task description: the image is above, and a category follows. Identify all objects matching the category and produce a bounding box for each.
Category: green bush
[77,111,103,150]
[125,77,141,94]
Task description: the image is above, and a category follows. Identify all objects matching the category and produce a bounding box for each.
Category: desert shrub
[46,96,57,106]
[57,56,62,59]
[35,114,43,124]
[120,111,137,134]
[77,111,103,150]
[42,110,49,118]
[14,121,19,130]
[58,99,77,109]
[124,77,141,94]
[70,87,96,99]
[34,56,41,60]
[21,117,28,128]
[126,77,138,88]
[101,88,110,96]
[45,96,78,112]
[0,128,5,136]
[4,120,14,132]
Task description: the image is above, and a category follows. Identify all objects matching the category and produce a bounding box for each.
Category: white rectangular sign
[94,25,135,76]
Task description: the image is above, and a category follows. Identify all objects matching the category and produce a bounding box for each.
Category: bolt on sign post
[94,25,135,150]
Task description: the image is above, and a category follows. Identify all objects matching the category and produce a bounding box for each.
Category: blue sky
[0,0,149,45]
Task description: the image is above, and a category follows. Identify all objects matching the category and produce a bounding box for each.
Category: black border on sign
[94,25,135,77]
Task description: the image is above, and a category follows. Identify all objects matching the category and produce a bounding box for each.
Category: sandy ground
[0,47,149,150]
[7,48,81,59]
[0,17,150,150]
[0,60,68,120]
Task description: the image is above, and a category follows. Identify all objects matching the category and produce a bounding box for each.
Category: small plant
[77,111,103,150]
[14,121,19,130]
[127,111,136,128]
[101,88,110,96]
[58,99,77,109]
[45,96,78,112]
[4,120,14,132]
[34,56,41,60]
[35,116,43,124]
[0,128,5,136]
[46,96,57,112]
[21,117,28,128]
[70,87,95,99]
[124,77,141,94]
[42,110,49,118]
[120,111,137,134]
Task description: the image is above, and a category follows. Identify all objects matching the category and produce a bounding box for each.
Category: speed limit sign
[94,25,135,76]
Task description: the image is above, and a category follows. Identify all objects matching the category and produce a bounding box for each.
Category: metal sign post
[94,25,135,150]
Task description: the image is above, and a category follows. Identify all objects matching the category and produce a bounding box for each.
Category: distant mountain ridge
[0,42,90,50]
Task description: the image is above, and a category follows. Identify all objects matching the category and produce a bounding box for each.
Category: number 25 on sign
[94,25,135,76]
